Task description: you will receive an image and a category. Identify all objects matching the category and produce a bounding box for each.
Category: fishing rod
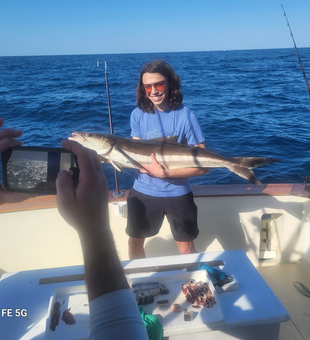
[281,5,310,101]
[97,59,124,197]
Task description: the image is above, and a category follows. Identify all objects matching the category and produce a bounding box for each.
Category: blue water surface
[1,49,310,190]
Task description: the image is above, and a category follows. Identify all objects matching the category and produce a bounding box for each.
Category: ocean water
[1,49,310,191]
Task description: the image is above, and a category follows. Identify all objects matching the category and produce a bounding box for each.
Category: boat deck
[258,260,310,340]
[1,184,310,339]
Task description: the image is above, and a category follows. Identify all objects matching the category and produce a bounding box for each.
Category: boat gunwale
[0,183,309,214]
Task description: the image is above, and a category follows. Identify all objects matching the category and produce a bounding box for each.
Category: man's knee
[176,241,197,255]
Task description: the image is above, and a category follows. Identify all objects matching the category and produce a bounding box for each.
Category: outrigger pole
[97,59,124,197]
[281,5,310,100]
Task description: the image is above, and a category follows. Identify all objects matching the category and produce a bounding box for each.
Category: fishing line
[97,59,124,197]
[281,5,310,105]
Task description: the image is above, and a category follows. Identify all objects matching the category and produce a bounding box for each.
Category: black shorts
[126,188,199,242]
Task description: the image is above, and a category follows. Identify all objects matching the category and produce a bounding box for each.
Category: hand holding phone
[1,147,79,195]
[0,119,39,203]
[56,140,108,233]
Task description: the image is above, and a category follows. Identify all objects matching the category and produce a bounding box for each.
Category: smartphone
[1,146,79,194]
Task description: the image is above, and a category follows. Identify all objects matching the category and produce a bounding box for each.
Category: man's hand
[56,140,109,235]
[139,153,167,178]
[139,152,210,179]
[0,118,36,205]
[0,118,23,153]
[136,137,209,178]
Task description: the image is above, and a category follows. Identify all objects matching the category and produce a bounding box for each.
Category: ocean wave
[1,48,310,188]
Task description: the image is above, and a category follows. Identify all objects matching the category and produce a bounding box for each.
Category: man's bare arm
[132,137,210,178]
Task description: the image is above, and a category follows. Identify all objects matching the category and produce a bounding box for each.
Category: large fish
[69,132,279,186]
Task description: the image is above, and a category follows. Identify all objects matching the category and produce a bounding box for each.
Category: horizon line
[1,46,310,58]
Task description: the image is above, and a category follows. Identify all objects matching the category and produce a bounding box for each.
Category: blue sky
[0,0,309,56]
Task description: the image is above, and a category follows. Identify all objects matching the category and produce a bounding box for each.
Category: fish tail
[233,157,280,169]
[227,165,263,186]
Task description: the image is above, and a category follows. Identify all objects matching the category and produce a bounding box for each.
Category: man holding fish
[68,61,278,259]
[126,60,209,259]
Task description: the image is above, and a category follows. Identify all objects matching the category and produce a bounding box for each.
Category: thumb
[151,153,158,163]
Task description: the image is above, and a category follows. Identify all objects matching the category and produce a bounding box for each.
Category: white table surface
[0,249,289,339]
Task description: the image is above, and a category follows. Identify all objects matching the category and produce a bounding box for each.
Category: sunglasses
[143,80,168,94]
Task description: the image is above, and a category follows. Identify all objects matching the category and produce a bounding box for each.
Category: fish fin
[114,147,145,169]
[227,165,263,186]
[233,157,280,169]
[149,135,179,143]
[111,160,124,172]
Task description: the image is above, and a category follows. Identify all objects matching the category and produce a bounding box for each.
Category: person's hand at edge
[0,118,36,205]
[56,139,109,233]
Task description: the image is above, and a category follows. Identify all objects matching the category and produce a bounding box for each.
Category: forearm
[161,141,208,178]
[159,167,209,179]
[83,220,148,339]
[137,138,209,178]
[78,216,129,301]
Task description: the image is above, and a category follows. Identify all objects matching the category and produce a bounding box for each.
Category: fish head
[69,132,114,155]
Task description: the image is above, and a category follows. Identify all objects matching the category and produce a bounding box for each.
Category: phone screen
[2,147,78,194]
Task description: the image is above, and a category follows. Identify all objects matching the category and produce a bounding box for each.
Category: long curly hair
[136,60,183,113]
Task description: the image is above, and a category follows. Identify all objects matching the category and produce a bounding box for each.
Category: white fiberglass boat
[0,183,309,339]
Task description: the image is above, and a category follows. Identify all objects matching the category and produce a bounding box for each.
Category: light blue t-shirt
[130,105,205,197]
